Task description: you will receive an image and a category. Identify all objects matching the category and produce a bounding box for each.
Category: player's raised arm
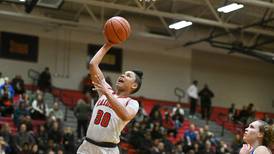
[89,43,112,84]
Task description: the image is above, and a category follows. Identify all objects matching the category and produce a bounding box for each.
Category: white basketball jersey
[86,88,139,144]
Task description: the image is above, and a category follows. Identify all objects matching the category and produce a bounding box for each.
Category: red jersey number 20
[94,109,111,127]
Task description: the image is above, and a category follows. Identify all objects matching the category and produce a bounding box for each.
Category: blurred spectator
[30,94,48,120]
[48,102,64,121]
[201,140,215,154]
[0,124,13,154]
[48,121,63,145]
[228,103,236,121]
[0,80,14,116]
[163,111,176,137]
[134,104,147,124]
[105,76,113,88]
[231,134,243,154]
[0,72,5,86]
[13,101,30,127]
[201,125,214,142]
[80,74,92,94]
[149,105,163,125]
[262,113,273,125]
[35,125,48,153]
[74,99,90,139]
[150,139,163,154]
[0,79,15,99]
[236,105,249,124]
[30,144,39,154]
[11,75,25,95]
[63,127,75,154]
[38,67,52,92]
[151,122,164,140]
[19,116,33,132]
[172,104,184,129]
[187,80,199,119]
[184,124,198,146]
[0,137,7,154]
[199,84,214,120]
[14,124,35,153]
[20,142,30,154]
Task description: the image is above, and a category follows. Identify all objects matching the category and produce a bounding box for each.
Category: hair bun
[132,70,143,79]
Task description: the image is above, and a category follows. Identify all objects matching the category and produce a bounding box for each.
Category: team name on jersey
[96,99,113,109]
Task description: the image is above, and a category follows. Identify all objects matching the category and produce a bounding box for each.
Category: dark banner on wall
[0,32,39,62]
[88,44,122,73]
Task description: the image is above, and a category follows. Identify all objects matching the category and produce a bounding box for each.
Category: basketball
[104,16,131,44]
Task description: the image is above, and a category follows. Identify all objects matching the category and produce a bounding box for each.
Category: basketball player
[77,42,143,154]
[240,120,273,154]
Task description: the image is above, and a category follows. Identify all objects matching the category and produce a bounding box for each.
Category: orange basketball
[104,16,131,44]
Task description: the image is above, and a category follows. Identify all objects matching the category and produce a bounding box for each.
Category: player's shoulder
[254,146,271,154]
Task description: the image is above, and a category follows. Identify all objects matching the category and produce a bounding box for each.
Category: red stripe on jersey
[125,99,131,107]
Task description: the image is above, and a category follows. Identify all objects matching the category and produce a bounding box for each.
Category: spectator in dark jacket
[35,125,48,153]
[63,127,75,154]
[38,67,52,92]
[74,99,90,139]
[199,84,214,120]
[48,121,63,145]
[11,75,25,95]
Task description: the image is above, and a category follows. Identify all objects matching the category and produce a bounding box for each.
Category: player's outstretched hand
[92,75,109,95]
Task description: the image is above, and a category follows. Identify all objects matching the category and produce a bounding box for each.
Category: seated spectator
[48,121,63,145]
[151,122,164,140]
[11,75,25,95]
[13,101,30,127]
[149,105,163,125]
[0,72,5,86]
[262,113,273,125]
[236,105,249,124]
[30,94,48,120]
[14,123,35,153]
[19,116,33,132]
[48,102,63,121]
[200,140,215,154]
[0,79,15,99]
[63,127,75,154]
[201,125,214,142]
[163,111,176,137]
[228,103,236,121]
[231,134,243,154]
[172,104,184,129]
[30,144,39,154]
[183,124,199,153]
[35,125,48,153]
[38,67,52,92]
[0,124,13,154]
[0,137,7,154]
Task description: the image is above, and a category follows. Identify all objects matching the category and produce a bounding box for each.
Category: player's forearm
[105,92,131,121]
[89,44,112,79]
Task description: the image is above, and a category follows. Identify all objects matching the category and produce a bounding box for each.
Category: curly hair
[258,120,274,147]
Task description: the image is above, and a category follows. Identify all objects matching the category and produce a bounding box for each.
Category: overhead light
[217,3,244,13]
[5,0,63,9]
[169,21,192,30]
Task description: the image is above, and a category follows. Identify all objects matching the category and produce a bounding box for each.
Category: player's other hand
[92,75,109,95]
[239,144,253,154]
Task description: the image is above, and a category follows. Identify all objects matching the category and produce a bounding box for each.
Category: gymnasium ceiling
[0,0,274,62]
